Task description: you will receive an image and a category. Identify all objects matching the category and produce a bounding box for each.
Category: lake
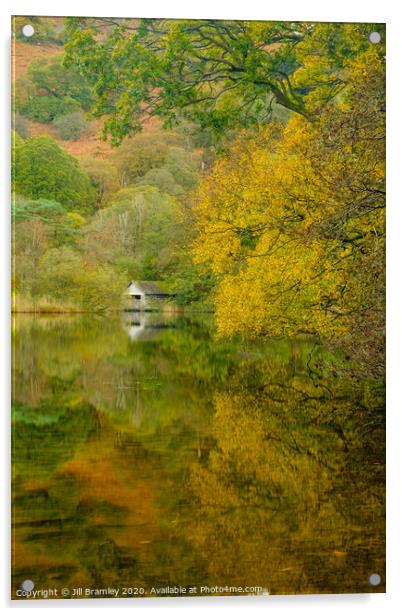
[11,313,385,598]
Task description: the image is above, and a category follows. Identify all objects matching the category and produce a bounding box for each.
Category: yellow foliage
[193,49,385,353]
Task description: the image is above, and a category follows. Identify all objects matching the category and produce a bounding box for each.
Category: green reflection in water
[11,313,385,597]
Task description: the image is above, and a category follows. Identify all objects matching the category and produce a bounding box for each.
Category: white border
[1,0,391,22]
[1,1,401,614]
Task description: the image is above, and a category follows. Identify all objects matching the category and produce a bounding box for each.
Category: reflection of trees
[12,314,235,432]
[12,400,100,483]
[12,414,203,595]
[12,314,223,593]
[187,359,385,594]
[12,315,384,595]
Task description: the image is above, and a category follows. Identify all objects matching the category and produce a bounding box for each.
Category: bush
[28,56,93,111]
[53,111,87,140]
[21,95,81,123]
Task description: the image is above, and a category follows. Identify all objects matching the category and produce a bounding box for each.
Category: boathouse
[125,281,173,311]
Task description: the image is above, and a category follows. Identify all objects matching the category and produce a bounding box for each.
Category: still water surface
[12,313,385,597]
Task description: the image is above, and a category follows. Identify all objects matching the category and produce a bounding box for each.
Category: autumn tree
[193,47,385,375]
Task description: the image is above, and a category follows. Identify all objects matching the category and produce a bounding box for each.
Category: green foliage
[82,185,179,279]
[14,239,125,311]
[13,196,67,224]
[20,94,81,123]
[14,77,36,112]
[12,130,24,151]
[36,247,82,299]
[12,197,82,246]
[53,110,87,140]
[113,134,199,196]
[174,118,217,150]
[28,56,94,111]
[15,55,93,125]
[163,146,199,191]
[75,264,126,311]
[11,18,386,332]
[112,131,183,184]
[169,255,216,307]
[12,136,95,213]
[12,147,198,308]
[11,19,385,595]
[64,18,385,143]
[111,256,138,278]
[138,167,184,196]
[80,157,120,209]
[37,248,125,310]
[12,197,86,302]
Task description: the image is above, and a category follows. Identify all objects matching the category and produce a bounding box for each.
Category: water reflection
[11,314,385,598]
[122,311,177,341]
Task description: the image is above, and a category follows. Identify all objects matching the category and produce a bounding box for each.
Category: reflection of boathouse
[124,281,173,311]
[122,311,176,341]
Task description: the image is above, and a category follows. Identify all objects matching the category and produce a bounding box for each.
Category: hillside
[13,39,63,76]
[13,40,116,159]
